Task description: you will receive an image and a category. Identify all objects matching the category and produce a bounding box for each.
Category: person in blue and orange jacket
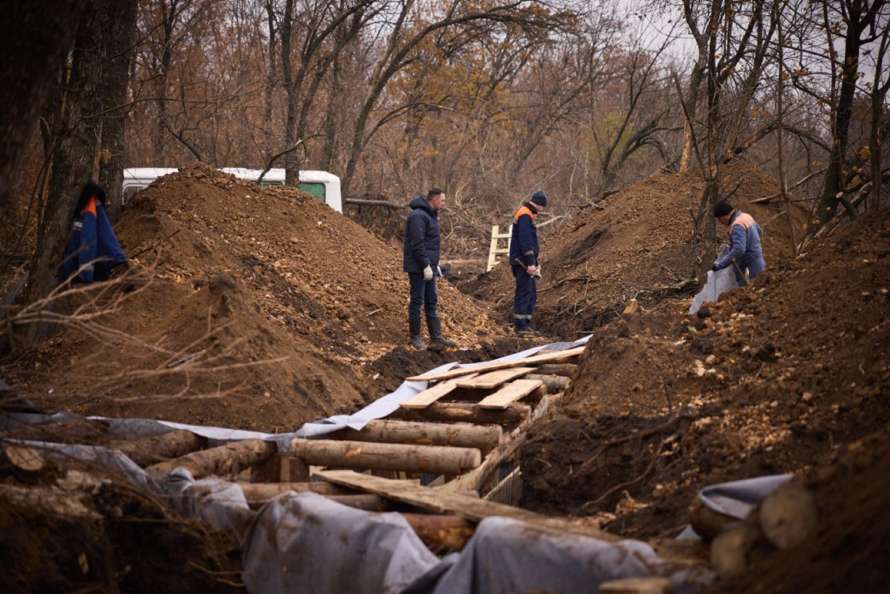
[59,181,127,284]
[712,200,766,284]
[509,191,547,333]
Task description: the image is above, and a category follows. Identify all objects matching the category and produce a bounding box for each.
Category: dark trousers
[408,273,438,322]
[511,264,536,329]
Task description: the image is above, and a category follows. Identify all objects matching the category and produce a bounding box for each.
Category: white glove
[423,265,433,281]
[436,265,443,277]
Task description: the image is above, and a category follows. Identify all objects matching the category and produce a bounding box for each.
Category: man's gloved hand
[436,265,443,278]
[711,261,720,272]
[423,265,434,281]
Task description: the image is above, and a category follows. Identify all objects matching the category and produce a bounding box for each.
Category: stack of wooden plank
[109,344,586,551]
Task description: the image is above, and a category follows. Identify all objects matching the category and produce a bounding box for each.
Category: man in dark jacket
[712,200,766,283]
[509,191,547,333]
[403,188,456,350]
[59,181,127,283]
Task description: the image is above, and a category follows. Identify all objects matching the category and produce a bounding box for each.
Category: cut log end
[3,444,45,472]
[710,521,764,578]
[758,482,818,550]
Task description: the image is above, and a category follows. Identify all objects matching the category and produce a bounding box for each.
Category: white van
[121,167,343,213]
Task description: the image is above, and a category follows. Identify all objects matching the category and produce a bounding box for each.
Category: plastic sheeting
[294,337,589,439]
[689,267,739,315]
[697,474,792,520]
[404,517,664,594]
[242,492,439,594]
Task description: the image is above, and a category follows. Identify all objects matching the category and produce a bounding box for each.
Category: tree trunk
[263,0,277,163]
[321,30,346,172]
[98,0,138,219]
[0,0,89,215]
[22,3,108,346]
[679,58,705,174]
[817,16,864,223]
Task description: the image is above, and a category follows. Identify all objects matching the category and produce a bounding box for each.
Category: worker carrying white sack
[711,200,766,283]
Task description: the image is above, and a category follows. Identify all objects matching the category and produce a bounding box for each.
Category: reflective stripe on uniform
[513,313,532,320]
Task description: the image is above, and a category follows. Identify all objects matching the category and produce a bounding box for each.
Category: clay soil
[710,427,890,594]
[2,164,510,432]
[462,159,805,337]
[0,457,241,594]
[520,212,890,540]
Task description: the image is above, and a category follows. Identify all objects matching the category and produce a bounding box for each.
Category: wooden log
[439,393,562,495]
[688,497,738,541]
[534,363,578,378]
[599,577,673,594]
[113,430,206,467]
[0,483,100,520]
[147,439,276,479]
[710,521,764,578]
[327,494,388,511]
[758,482,818,550]
[242,486,387,511]
[290,439,482,475]
[390,402,530,427]
[239,481,345,500]
[316,469,618,543]
[478,379,543,410]
[329,420,502,452]
[526,373,570,393]
[407,346,586,382]
[400,513,474,551]
[2,444,44,472]
[456,367,535,390]
[250,453,309,483]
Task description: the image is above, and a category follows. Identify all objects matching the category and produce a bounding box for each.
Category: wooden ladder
[486,224,512,271]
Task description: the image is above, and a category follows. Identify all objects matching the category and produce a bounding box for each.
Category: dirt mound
[0,458,240,594]
[712,427,890,594]
[464,159,804,337]
[520,211,890,539]
[4,164,502,431]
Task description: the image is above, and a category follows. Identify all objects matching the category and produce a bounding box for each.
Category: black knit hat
[531,191,547,207]
[713,200,733,218]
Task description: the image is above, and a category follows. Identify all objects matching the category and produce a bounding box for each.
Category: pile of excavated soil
[462,159,805,337]
[0,457,241,594]
[520,211,890,539]
[711,426,890,594]
[3,164,505,431]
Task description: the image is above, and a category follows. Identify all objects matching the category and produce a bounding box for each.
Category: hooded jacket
[402,195,441,274]
[59,196,127,283]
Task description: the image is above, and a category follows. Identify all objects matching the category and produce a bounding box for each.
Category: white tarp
[689,267,739,315]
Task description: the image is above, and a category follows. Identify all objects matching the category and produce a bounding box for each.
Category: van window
[298,182,326,201]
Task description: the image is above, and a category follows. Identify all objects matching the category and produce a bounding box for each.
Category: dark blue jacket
[509,203,539,267]
[403,196,440,274]
[60,197,127,283]
[713,210,766,278]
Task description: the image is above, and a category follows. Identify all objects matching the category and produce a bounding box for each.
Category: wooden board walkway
[477,378,543,410]
[400,373,478,410]
[457,367,535,390]
[407,346,586,382]
[315,469,618,543]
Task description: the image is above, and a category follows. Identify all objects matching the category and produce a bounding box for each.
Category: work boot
[409,318,425,349]
[427,318,456,352]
